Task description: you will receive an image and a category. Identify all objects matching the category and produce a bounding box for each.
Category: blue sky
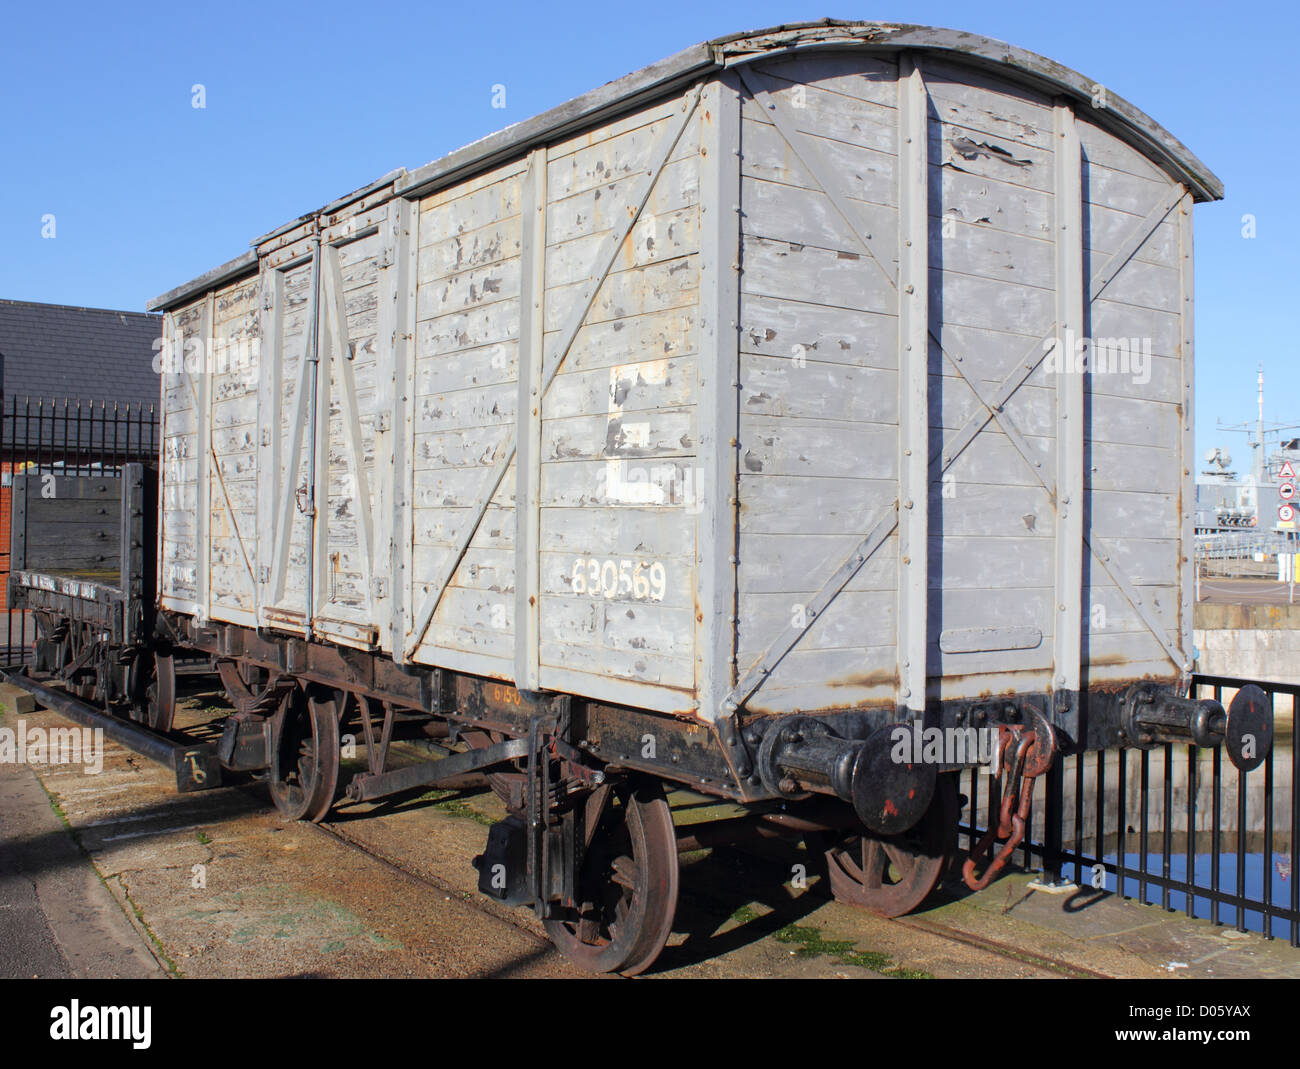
[1,0,1294,461]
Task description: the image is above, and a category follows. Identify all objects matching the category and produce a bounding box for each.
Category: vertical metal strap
[1052,103,1084,695]
[1176,191,1196,679]
[514,147,547,691]
[372,206,401,624]
[195,293,214,621]
[309,242,330,632]
[897,54,929,716]
[256,267,283,614]
[696,73,742,724]
[389,198,419,661]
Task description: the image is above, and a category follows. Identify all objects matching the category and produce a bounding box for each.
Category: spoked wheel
[543,778,679,976]
[268,688,340,823]
[216,659,279,715]
[818,772,960,917]
[65,623,101,703]
[137,648,177,732]
[32,612,63,675]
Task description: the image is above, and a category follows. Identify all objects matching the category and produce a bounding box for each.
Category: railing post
[1042,758,1064,885]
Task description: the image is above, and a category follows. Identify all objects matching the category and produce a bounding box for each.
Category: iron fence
[960,673,1299,946]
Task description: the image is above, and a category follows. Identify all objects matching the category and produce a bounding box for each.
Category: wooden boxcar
[132,21,1266,973]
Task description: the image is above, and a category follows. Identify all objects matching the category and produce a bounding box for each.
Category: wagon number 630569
[571,558,667,602]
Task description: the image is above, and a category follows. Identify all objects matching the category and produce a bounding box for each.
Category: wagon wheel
[818,772,960,917]
[128,648,176,733]
[543,778,679,976]
[460,728,520,801]
[32,612,62,675]
[268,687,341,823]
[216,658,280,716]
[65,623,101,704]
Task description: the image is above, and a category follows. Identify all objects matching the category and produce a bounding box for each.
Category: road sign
[1280,503,1296,523]
[1282,482,1297,501]
[1281,460,1298,480]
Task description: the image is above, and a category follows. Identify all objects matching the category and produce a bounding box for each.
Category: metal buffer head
[1120,682,1272,772]
[756,716,936,835]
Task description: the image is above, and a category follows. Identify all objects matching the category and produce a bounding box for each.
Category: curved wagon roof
[148,18,1222,311]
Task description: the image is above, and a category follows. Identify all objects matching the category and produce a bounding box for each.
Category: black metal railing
[2,395,159,668]
[959,674,1299,946]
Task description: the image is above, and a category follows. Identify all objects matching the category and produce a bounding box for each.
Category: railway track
[310,800,1106,979]
[889,914,1112,979]
[307,815,559,951]
[12,681,1107,983]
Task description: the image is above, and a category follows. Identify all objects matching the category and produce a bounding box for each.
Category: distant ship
[1195,365,1300,536]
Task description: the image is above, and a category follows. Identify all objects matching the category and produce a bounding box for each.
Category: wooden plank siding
[153,31,1212,725]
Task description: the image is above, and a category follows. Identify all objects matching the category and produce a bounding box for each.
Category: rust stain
[825,667,898,690]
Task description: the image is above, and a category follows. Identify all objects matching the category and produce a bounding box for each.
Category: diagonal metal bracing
[404,84,705,660]
[932,180,1186,479]
[173,311,258,597]
[722,67,1192,711]
[270,245,321,609]
[320,244,375,607]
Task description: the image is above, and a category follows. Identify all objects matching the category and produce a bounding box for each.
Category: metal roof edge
[735,21,1222,202]
[146,250,258,313]
[396,20,1222,204]
[151,19,1223,311]
[395,42,715,199]
[249,168,409,247]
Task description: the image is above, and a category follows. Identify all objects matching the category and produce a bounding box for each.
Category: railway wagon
[135,20,1269,974]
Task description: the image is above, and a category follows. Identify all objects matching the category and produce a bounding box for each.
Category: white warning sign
[1280,460,1298,480]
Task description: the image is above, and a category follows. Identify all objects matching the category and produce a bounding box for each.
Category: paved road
[0,746,162,978]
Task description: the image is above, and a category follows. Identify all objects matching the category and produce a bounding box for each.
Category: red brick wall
[0,463,13,611]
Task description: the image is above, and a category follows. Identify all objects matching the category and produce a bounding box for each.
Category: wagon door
[309,206,395,648]
[918,60,1067,698]
[258,234,321,634]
